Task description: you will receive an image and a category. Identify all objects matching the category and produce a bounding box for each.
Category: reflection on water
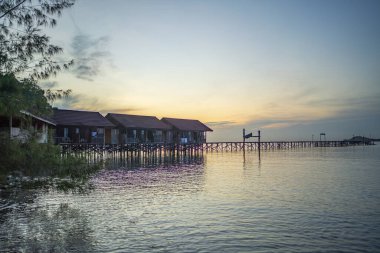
[105,152,205,169]
[1,146,380,252]
[0,202,95,252]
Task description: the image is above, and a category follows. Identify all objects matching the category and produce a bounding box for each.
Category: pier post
[258,130,261,145]
[243,128,246,152]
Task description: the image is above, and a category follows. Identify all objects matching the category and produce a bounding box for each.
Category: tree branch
[0,0,27,19]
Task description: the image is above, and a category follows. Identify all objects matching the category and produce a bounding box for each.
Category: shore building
[52,109,114,144]
[161,117,213,144]
[106,113,172,144]
[0,110,56,143]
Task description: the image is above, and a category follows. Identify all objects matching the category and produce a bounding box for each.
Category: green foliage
[45,88,72,103]
[0,73,52,117]
[0,68,87,192]
[0,73,22,116]
[0,136,101,187]
[0,1,92,192]
[0,0,75,79]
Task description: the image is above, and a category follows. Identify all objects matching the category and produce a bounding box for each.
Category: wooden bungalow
[0,110,56,143]
[161,117,213,144]
[105,113,172,144]
[52,109,114,144]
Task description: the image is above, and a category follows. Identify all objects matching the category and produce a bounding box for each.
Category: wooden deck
[204,140,360,151]
[60,143,204,165]
[60,140,371,156]
[59,140,374,167]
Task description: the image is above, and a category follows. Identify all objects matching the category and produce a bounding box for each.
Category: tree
[45,87,71,104]
[0,73,24,117]
[0,0,75,80]
[0,73,52,138]
[0,73,71,117]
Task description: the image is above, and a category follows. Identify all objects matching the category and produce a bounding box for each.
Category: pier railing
[204,140,357,151]
[58,141,373,167]
[60,143,204,165]
[60,140,370,156]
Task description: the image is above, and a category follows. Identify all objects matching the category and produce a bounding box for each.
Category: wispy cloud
[246,118,304,129]
[55,93,99,110]
[303,94,380,109]
[70,34,112,81]
[206,120,236,128]
[98,107,143,115]
[261,122,299,129]
[54,93,143,115]
[39,81,58,89]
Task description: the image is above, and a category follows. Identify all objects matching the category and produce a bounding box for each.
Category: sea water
[1,145,380,252]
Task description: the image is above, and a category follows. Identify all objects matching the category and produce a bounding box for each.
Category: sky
[42,0,380,141]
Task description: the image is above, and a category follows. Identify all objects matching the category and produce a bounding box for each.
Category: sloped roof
[161,117,213,132]
[20,110,56,126]
[52,109,114,127]
[106,113,171,130]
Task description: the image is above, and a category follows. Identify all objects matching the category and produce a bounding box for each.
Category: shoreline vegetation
[1,0,80,194]
[0,73,96,192]
[0,135,102,192]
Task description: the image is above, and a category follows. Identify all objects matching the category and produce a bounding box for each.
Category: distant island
[344,136,378,145]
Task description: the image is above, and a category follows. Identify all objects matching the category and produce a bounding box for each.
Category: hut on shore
[0,110,56,143]
[105,113,172,144]
[52,109,114,144]
[161,117,213,144]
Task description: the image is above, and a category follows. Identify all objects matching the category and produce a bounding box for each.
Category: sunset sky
[43,0,380,141]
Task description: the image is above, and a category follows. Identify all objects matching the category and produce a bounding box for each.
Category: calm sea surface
[1,145,380,252]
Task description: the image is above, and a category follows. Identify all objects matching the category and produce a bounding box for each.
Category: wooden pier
[61,143,204,156]
[58,140,374,167]
[204,140,358,152]
[60,140,370,158]
[60,143,204,165]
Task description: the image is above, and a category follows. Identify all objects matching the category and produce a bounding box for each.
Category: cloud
[39,81,58,89]
[300,93,380,118]
[305,96,375,108]
[53,93,143,115]
[55,93,99,110]
[70,34,112,81]
[98,107,143,115]
[205,120,236,128]
[261,122,299,129]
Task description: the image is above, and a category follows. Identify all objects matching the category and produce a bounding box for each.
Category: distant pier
[204,140,362,152]
[60,140,372,161]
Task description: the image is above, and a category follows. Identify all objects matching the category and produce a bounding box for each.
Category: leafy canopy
[0,0,75,80]
[0,73,52,117]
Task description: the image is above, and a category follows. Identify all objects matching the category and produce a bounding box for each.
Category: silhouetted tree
[45,88,71,103]
[0,73,71,119]
[0,0,75,79]
[0,73,52,138]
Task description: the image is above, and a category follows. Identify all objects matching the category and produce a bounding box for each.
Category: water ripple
[1,146,380,252]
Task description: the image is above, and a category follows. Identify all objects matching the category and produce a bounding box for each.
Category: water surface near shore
[1,145,380,252]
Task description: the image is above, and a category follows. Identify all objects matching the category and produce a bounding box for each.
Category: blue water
[1,145,380,252]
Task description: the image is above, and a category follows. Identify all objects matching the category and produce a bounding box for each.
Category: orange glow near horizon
[43,0,380,141]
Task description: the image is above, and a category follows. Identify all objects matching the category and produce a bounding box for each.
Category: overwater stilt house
[52,109,115,144]
[105,113,172,144]
[161,117,213,144]
[0,110,56,143]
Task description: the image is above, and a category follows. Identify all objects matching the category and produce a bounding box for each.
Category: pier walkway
[204,140,356,152]
[60,140,369,156]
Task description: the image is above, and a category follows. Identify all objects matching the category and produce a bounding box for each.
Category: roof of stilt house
[106,113,171,130]
[52,109,114,127]
[20,110,56,126]
[161,117,213,132]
